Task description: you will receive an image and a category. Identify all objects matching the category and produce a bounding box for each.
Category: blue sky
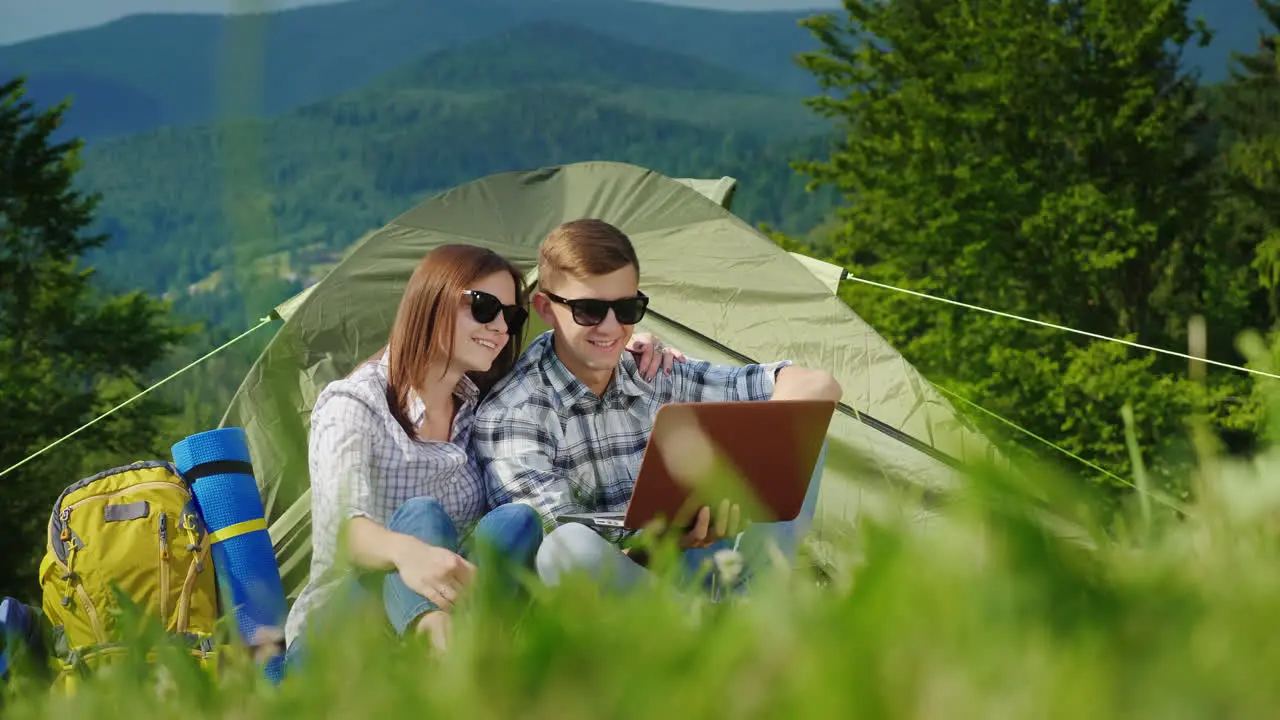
[1,0,842,45]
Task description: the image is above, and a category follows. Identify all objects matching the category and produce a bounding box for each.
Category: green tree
[1217,1,1280,439]
[0,77,192,599]
[1221,1,1280,313]
[788,0,1248,500]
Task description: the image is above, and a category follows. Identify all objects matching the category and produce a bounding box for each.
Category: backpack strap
[176,510,212,634]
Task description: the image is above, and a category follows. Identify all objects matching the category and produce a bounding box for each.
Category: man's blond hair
[537,218,640,287]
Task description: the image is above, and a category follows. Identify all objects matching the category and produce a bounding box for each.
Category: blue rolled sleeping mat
[171,427,287,684]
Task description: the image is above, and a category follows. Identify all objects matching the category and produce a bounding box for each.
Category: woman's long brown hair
[382,244,528,439]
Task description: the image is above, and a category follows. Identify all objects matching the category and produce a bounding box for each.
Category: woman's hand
[627,332,685,381]
[391,534,476,611]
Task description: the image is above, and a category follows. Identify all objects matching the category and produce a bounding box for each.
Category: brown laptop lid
[623,399,836,529]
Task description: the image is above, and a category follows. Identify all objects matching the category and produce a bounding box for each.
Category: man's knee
[535,523,616,585]
[474,503,545,562]
[484,503,544,539]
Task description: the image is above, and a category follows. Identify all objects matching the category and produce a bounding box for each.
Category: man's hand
[678,500,743,549]
[627,332,685,381]
[391,534,476,611]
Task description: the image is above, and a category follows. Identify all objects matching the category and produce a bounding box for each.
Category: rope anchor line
[5,267,1259,504]
[0,316,275,481]
[843,274,1280,382]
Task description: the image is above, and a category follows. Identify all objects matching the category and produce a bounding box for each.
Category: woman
[284,243,680,657]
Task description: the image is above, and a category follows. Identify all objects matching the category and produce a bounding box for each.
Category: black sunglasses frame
[462,290,528,335]
[542,290,650,327]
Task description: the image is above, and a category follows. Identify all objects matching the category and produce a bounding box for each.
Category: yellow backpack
[38,461,222,687]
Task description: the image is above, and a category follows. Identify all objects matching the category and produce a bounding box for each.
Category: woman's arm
[627,332,686,380]
[309,391,474,610]
[309,392,396,573]
[345,516,415,572]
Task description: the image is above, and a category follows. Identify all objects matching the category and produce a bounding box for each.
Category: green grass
[7,338,1280,717]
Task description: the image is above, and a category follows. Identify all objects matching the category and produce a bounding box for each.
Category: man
[471,218,842,594]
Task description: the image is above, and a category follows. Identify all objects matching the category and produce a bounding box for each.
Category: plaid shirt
[285,351,486,646]
[470,331,790,526]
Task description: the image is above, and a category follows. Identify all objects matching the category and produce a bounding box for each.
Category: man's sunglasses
[462,290,528,334]
[542,290,649,327]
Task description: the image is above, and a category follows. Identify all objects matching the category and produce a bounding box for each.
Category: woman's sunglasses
[542,290,649,327]
[462,290,528,335]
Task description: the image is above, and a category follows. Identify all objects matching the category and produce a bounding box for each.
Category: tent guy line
[0,316,276,481]
[5,266,1242,495]
[7,254,1231,491]
[842,274,1280,382]
[5,296,1130,500]
[930,383,1190,515]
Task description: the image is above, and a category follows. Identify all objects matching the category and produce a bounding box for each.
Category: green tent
[220,160,998,598]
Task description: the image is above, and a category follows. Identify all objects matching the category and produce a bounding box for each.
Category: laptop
[556,399,837,532]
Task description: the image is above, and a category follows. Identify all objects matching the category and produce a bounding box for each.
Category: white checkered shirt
[470,331,790,528]
[285,350,486,646]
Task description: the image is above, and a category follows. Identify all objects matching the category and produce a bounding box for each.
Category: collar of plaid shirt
[377,347,482,426]
[536,333,649,406]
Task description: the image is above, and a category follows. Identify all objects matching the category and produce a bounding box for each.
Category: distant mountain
[4,71,164,138]
[0,0,1264,143]
[72,27,837,326]
[352,21,824,139]
[0,0,822,143]
[376,20,771,94]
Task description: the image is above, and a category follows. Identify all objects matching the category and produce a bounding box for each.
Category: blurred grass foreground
[7,338,1280,718]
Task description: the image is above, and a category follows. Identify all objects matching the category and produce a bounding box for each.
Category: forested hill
[376,20,773,94]
[0,0,822,143]
[74,22,838,329]
[0,0,1268,144]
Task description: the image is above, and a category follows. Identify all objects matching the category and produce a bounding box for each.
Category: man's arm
[670,358,843,404]
[770,365,843,402]
[472,405,589,526]
[658,359,842,549]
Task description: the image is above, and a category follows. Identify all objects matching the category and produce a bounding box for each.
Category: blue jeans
[382,497,543,634]
[285,498,543,668]
[536,441,828,597]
